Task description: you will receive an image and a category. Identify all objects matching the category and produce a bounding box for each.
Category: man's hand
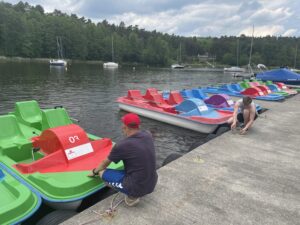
[87,168,99,177]
[240,128,248,135]
[231,122,237,130]
[87,172,96,177]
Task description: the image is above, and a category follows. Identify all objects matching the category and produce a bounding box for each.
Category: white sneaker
[125,196,140,207]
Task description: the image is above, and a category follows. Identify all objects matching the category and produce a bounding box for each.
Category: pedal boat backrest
[175,98,217,117]
[180,89,194,99]
[191,89,208,100]
[41,108,72,130]
[0,115,28,149]
[13,100,42,130]
[127,90,144,100]
[167,91,183,105]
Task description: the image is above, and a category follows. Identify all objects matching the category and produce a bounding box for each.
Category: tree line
[0,1,299,67]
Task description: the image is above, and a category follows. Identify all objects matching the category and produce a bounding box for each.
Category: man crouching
[88,113,158,206]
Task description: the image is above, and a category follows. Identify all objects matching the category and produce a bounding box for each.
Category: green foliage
[0,1,299,67]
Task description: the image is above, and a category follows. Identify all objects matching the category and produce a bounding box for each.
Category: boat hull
[224,67,245,73]
[118,102,218,133]
[103,62,118,68]
[49,59,67,67]
[171,64,185,69]
[45,199,82,210]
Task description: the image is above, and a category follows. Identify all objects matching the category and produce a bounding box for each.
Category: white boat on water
[291,44,300,73]
[171,43,184,69]
[49,36,67,67]
[171,64,185,69]
[103,62,118,68]
[230,27,255,78]
[49,59,67,67]
[224,66,245,73]
[103,36,118,69]
[224,39,245,73]
[290,68,300,73]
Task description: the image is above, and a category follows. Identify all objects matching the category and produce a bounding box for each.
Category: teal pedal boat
[0,165,41,225]
[0,100,123,210]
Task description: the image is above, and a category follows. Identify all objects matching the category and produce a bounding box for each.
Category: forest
[0,1,299,67]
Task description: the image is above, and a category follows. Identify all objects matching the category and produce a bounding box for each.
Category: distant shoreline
[0,56,103,64]
[0,56,242,69]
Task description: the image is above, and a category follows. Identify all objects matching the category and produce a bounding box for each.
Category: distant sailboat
[290,44,300,73]
[224,39,245,73]
[49,36,67,67]
[232,26,255,78]
[103,36,118,69]
[171,43,185,69]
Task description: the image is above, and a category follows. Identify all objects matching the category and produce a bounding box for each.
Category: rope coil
[81,192,124,225]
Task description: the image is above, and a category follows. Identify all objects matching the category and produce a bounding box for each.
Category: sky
[3,0,300,37]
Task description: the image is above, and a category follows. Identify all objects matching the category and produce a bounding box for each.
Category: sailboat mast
[236,39,239,67]
[247,25,255,75]
[60,37,64,59]
[179,43,182,64]
[56,36,60,59]
[248,25,254,67]
[294,44,298,69]
[112,36,114,62]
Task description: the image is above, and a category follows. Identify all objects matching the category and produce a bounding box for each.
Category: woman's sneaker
[125,195,140,207]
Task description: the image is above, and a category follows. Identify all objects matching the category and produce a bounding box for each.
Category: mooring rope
[81,192,124,225]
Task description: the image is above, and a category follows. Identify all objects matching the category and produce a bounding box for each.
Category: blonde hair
[243,96,252,106]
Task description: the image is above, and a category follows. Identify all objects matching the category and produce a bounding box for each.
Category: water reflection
[49,65,68,75]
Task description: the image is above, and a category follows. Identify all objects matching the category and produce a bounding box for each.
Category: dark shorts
[102,169,128,194]
[237,112,258,123]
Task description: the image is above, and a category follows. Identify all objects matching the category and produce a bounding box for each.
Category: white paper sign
[198,105,208,112]
[65,143,94,160]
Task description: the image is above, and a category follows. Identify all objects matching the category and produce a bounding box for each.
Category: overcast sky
[3,0,300,37]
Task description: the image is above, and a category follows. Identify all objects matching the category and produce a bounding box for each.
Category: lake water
[0,62,234,166]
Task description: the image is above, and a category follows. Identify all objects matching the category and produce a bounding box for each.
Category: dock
[62,94,300,225]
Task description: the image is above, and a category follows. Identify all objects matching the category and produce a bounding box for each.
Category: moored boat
[103,62,118,68]
[103,36,118,69]
[202,83,285,101]
[179,89,262,113]
[264,80,298,95]
[117,88,233,133]
[239,81,290,97]
[49,37,67,67]
[49,59,67,67]
[224,66,245,73]
[171,64,185,69]
[0,101,123,210]
[256,68,300,85]
[0,166,41,225]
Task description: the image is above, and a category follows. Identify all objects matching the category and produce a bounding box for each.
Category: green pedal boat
[0,166,41,225]
[0,100,123,210]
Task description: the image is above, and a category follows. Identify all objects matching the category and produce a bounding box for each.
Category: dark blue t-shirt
[108,130,158,197]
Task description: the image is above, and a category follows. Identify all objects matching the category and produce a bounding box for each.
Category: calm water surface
[0,62,235,166]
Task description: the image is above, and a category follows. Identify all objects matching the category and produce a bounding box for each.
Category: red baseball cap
[121,113,141,128]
